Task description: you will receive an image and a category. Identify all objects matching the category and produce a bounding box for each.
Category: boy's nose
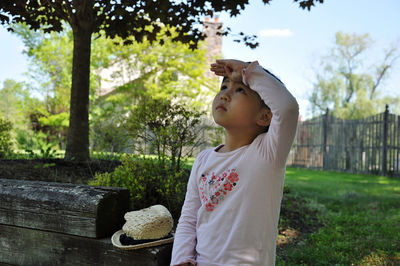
[220,94,229,101]
[220,90,231,101]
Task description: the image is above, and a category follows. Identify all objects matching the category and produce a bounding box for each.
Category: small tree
[0,79,30,128]
[309,31,400,119]
[126,97,205,171]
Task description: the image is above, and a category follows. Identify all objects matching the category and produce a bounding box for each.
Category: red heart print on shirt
[199,169,239,212]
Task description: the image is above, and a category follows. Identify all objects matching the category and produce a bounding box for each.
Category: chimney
[202,16,223,78]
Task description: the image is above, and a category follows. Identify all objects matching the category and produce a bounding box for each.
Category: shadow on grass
[277,185,324,260]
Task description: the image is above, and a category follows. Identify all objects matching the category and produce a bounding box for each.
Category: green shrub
[14,129,61,159]
[125,97,205,171]
[90,117,128,153]
[89,154,189,220]
[0,117,13,158]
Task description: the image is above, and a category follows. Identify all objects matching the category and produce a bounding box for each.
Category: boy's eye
[236,88,245,93]
[220,85,227,91]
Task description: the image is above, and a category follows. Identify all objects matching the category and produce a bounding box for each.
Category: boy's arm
[170,153,204,266]
[243,61,299,167]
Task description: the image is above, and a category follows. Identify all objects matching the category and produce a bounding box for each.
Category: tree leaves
[294,0,324,11]
[1,0,323,49]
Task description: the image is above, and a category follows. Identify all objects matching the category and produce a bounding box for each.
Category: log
[0,224,172,266]
[0,179,130,238]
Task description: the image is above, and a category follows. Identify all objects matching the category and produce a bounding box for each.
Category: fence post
[382,104,389,176]
[323,108,329,170]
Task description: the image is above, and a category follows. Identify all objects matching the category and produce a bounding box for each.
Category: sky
[0,0,400,119]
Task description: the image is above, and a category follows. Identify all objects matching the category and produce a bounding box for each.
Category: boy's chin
[215,122,231,131]
[213,119,226,128]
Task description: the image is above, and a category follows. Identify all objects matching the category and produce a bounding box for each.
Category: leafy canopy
[1,0,324,49]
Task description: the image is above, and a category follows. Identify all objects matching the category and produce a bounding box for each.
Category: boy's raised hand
[210,59,249,82]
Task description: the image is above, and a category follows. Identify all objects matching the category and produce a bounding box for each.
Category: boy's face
[212,78,268,131]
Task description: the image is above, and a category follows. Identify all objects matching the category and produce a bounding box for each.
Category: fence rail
[288,105,400,177]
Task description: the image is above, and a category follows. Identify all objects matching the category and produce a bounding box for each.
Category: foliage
[309,31,400,119]
[0,0,322,161]
[90,97,207,220]
[89,26,216,153]
[0,79,30,127]
[10,23,98,149]
[0,85,58,152]
[125,97,205,171]
[0,79,33,148]
[90,151,124,162]
[11,22,111,105]
[277,167,400,265]
[95,25,216,108]
[0,0,322,48]
[12,126,61,159]
[90,117,128,154]
[89,155,189,220]
[24,144,60,159]
[0,117,13,158]
[10,23,215,155]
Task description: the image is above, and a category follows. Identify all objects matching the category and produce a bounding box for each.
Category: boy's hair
[262,68,284,86]
[220,66,284,133]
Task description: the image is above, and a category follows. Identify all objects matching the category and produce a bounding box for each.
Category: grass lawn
[277,168,400,265]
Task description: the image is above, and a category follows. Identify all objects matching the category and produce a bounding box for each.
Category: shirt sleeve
[242,61,299,168]
[170,151,206,266]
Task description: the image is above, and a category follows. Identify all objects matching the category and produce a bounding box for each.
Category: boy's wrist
[229,60,249,82]
[241,61,259,86]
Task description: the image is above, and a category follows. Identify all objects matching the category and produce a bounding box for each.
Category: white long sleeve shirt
[171,62,299,266]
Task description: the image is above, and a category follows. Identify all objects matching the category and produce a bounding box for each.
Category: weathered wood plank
[0,179,130,238]
[0,224,172,266]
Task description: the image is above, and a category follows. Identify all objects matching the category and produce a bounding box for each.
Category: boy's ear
[256,107,272,127]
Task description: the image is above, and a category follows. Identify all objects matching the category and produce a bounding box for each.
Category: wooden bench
[0,179,172,265]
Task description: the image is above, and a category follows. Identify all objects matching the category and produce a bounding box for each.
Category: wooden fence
[288,105,400,177]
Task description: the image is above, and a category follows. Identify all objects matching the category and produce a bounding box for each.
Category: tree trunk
[65,27,92,161]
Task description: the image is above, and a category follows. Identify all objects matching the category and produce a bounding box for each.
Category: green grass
[277,168,400,265]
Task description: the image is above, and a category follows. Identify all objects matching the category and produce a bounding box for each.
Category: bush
[89,155,189,220]
[90,116,128,153]
[0,117,13,158]
[15,129,61,159]
[125,97,205,171]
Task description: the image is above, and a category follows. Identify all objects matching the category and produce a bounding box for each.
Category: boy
[171,59,299,265]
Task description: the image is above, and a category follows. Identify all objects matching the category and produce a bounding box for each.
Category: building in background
[97,17,223,97]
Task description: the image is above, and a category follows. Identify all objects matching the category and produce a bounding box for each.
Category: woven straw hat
[111,205,174,250]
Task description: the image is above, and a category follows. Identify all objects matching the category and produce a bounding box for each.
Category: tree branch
[63,0,75,27]
[371,45,400,99]
[44,0,70,25]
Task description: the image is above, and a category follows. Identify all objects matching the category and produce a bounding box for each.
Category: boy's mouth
[215,104,227,111]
